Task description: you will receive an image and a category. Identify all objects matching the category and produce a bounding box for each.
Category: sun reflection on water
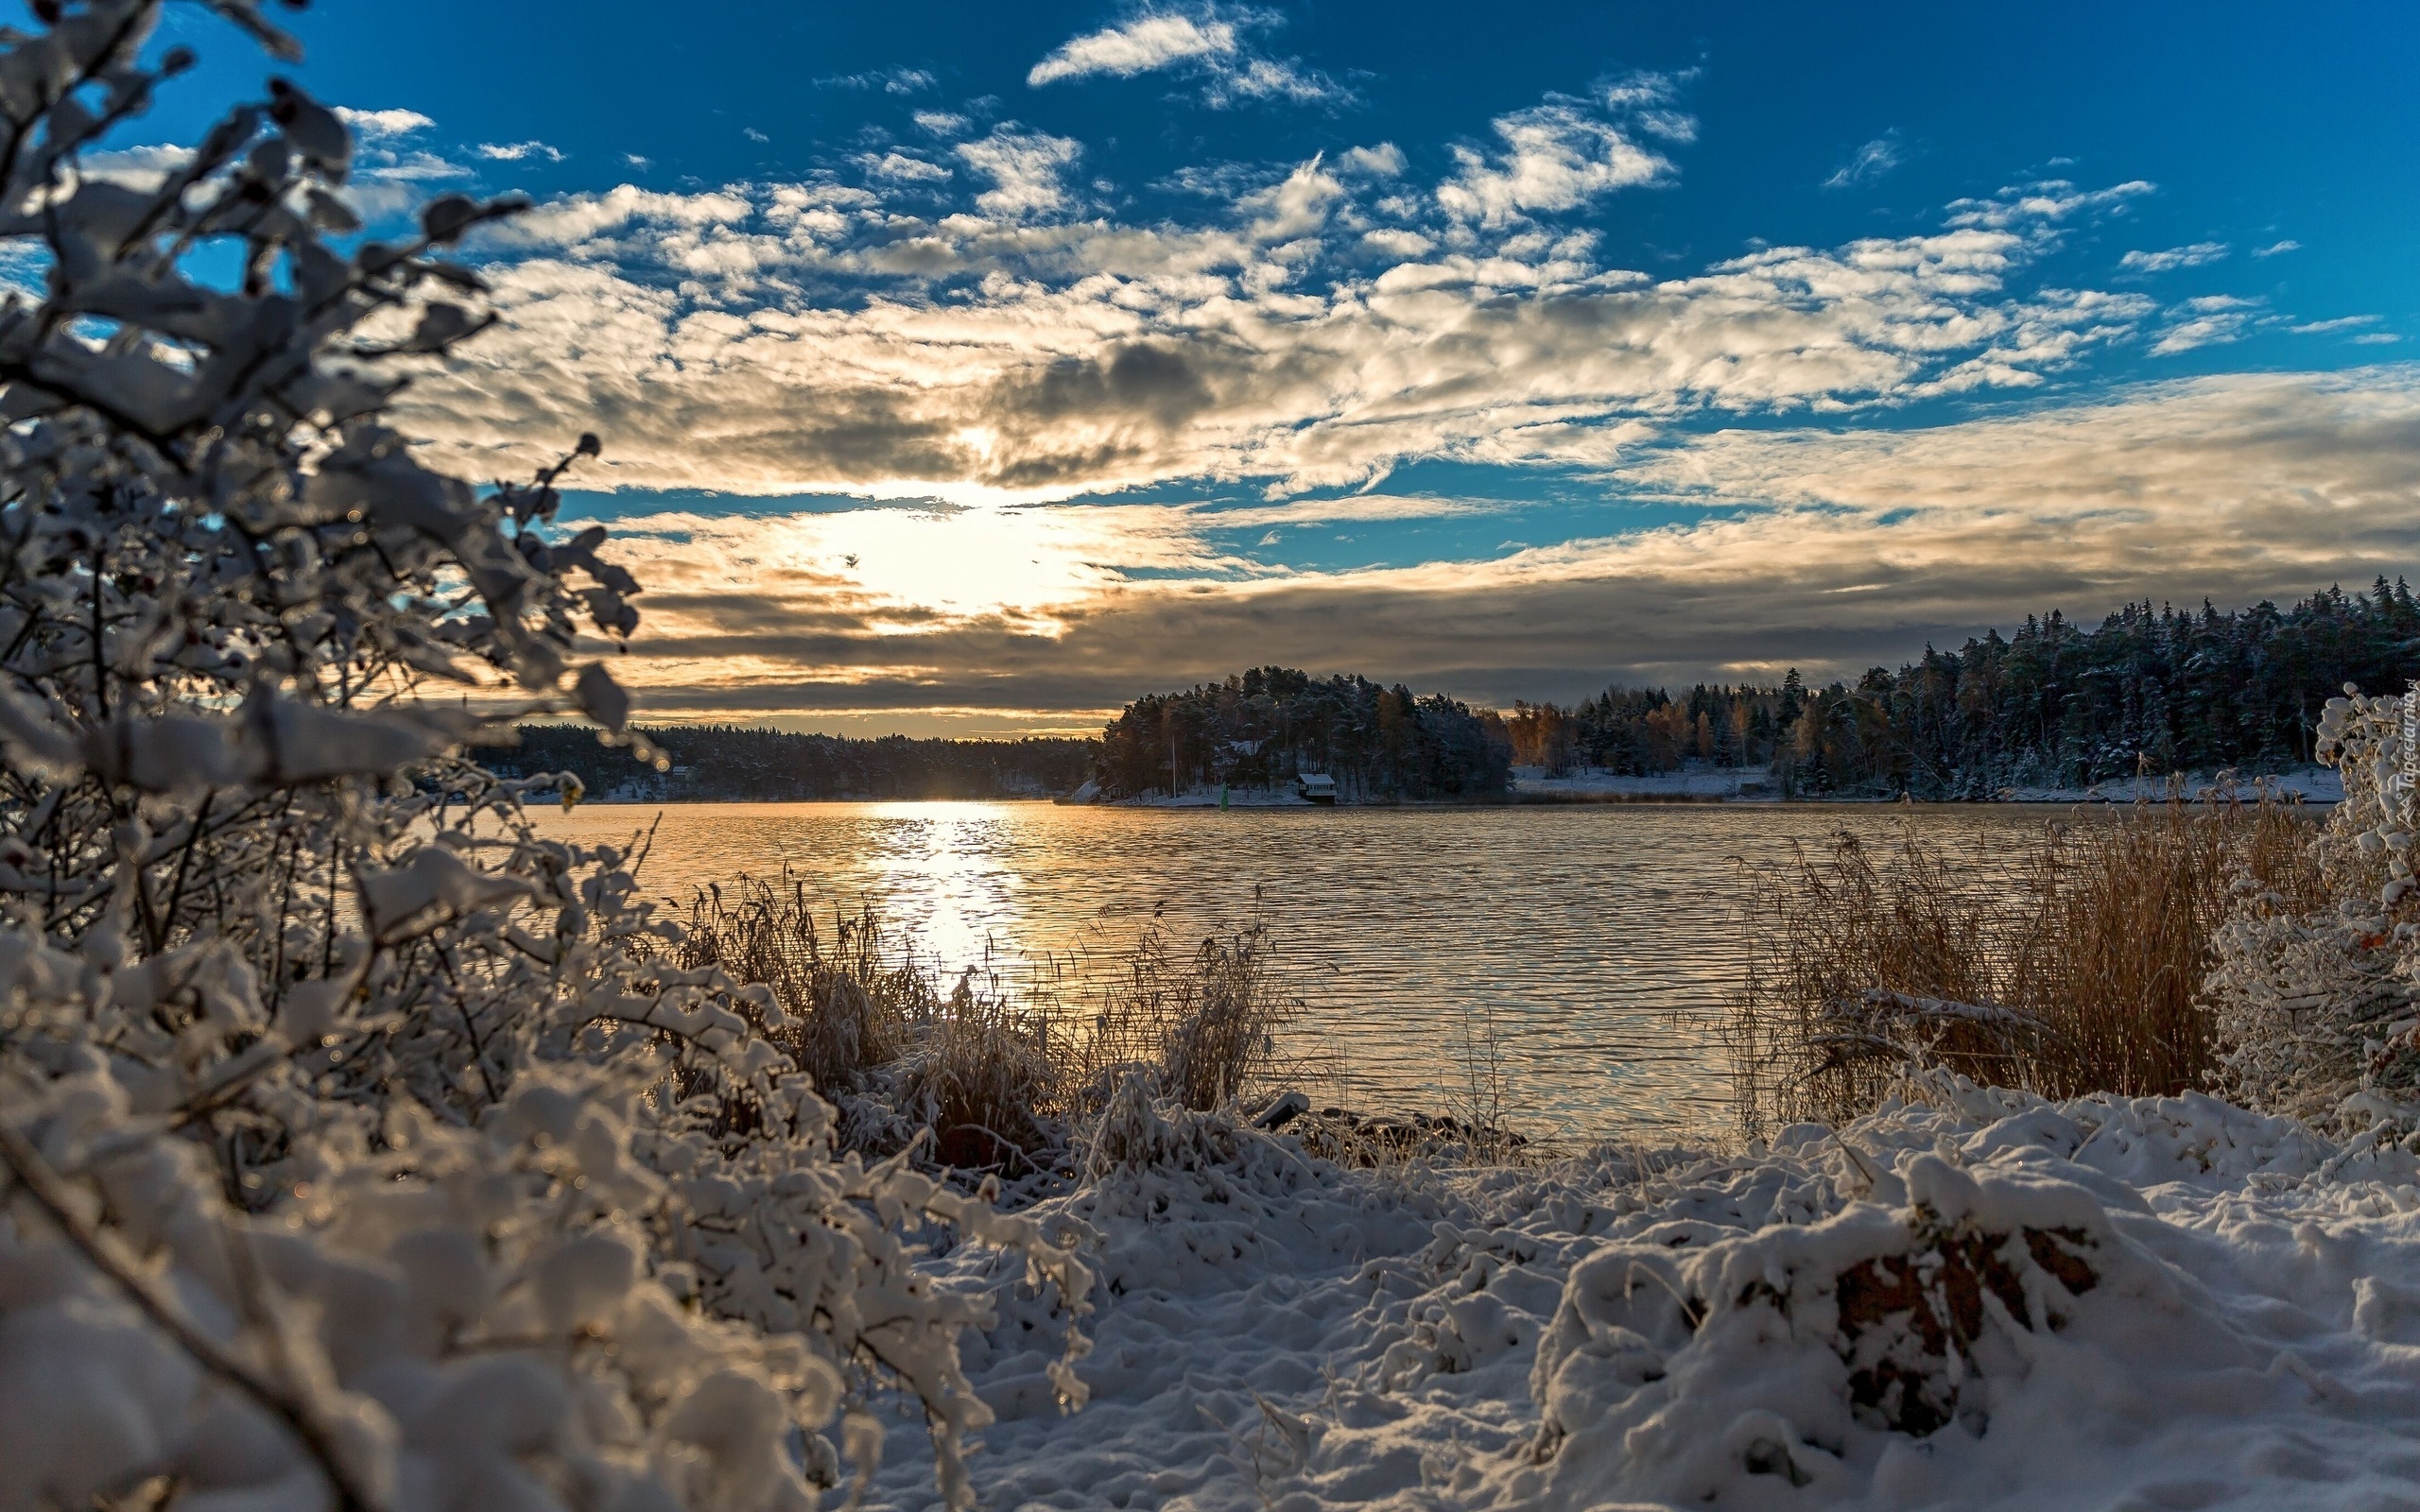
[849,802,1029,974]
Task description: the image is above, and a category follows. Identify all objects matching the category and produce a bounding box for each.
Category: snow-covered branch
[0,7,1089,1508]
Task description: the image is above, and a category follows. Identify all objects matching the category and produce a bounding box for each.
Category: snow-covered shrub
[0,7,1087,1509]
[1524,1080,2416,1507]
[2204,687,2420,1131]
[1531,1153,2111,1493]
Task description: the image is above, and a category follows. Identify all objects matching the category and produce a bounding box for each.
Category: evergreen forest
[1503,581,2420,798]
[480,725,1095,800]
[1102,581,2420,800]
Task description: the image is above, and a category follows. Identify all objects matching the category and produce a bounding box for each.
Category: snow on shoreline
[875,1084,2420,1510]
[1086,765,2348,808]
[1512,765,1766,800]
[1510,764,2347,805]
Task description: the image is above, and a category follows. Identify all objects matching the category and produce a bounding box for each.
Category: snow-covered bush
[0,7,1087,1509]
[2204,687,2420,1131]
[1520,1076,2416,1507]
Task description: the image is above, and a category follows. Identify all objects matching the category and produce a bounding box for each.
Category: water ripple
[532,802,2060,1143]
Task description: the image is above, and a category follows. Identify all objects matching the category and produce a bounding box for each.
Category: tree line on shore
[1506,580,2420,797]
[491,580,2420,803]
[480,723,1095,800]
[1099,580,2420,800]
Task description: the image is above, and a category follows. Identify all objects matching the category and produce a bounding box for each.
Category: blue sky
[139,2,2420,733]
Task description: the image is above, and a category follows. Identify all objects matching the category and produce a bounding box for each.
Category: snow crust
[873,1082,2420,1510]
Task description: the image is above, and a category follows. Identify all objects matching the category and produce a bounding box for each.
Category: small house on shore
[1297,772,1338,805]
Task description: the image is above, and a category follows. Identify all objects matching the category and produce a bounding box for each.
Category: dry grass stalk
[1732,798,2325,1136]
[1071,919,1298,1114]
[892,978,1060,1170]
[675,876,932,1093]
[680,878,1304,1172]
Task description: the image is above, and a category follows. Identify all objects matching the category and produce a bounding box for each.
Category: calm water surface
[529,802,2065,1143]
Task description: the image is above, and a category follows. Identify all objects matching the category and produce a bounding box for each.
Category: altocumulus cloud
[2119,241,2229,273]
[273,99,2418,730]
[952,127,1082,216]
[2152,295,2265,355]
[1436,75,1693,226]
[1026,5,1341,106]
[575,369,2420,728]
[399,143,2167,503]
[1823,132,1901,189]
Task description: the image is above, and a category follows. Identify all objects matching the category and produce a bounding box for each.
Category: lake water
[529,801,2068,1143]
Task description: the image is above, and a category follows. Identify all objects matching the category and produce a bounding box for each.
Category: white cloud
[334,107,433,142]
[287,112,478,221]
[399,174,2162,504]
[315,113,476,219]
[1436,78,1689,227]
[1151,159,1288,198]
[475,140,565,163]
[858,150,951,182]
[366,152,475,184]
[743,127,769,144]
[1340,143,1406,177]
[1944,179,2152,231]
[2355,333,2403,345]
[78,142,192,188]
[1028,11,1238,84]
[2290,315,2378,335]
[1027,7,1342,107]
[913,110,969,137]
[953,128,1081,218]
[1360,227,1433,258]
[623,153,652,169]
[1195,494,1506,527]
[816,67,937,94]
[2151,295,2261,354]
[1823,133,1901,190]
[491,183,757,249]
[2118,241,2228,273]
[1207,56,1337,107]
[2253,239,2301,258]
[1238,157,1340,239]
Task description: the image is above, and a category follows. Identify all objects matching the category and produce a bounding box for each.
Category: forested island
[493,581,2420,802]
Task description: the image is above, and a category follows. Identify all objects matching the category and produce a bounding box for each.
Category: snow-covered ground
[1063,767,2349,807]
[877,1083,2420,1510]
[1996,765,2344,805]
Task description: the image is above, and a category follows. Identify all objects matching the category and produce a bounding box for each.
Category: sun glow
[853,802,1027,971]
[614,501,1205,632]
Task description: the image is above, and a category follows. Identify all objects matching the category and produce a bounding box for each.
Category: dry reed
[891,979,1061,1170]
[675,878,932,1091]
[1071,919,1298,1113]
[677,875,1302,1172]
[1731,798,2325,1136]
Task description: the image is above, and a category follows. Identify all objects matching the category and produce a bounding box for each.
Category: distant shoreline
[562,787,2342,810]
[562,758,2345,810]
